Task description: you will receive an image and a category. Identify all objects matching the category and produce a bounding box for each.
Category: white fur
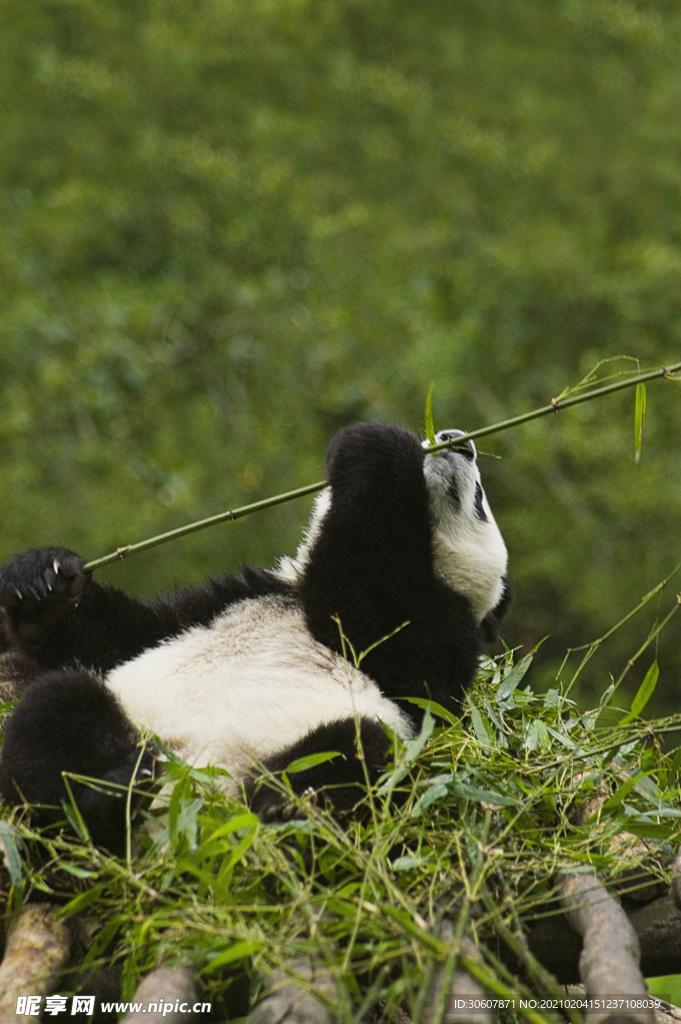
[422,433,507,620]
[106,593,413,788]
[274,488,331,584]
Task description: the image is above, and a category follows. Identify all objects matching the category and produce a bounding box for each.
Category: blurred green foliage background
[1,0,680,710]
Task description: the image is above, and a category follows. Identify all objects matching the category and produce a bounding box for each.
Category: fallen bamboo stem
[82,360,680,572]
[558,871,655,1024]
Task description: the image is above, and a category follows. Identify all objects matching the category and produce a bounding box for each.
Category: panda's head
[422,430,508,622]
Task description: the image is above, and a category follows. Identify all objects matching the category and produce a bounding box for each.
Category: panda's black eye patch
[474,483,488,522]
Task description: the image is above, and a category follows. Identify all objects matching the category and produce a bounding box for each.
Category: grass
[1,650,680,1023]
[1,577,680,1023]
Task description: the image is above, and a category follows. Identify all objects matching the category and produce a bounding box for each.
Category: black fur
[0,669,154,854]
[301,424,481,731]
[480,580,513,644]
[249,718,393,819]
[0,422,510,850]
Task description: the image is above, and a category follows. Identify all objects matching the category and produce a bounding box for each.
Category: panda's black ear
[479,578,513,644]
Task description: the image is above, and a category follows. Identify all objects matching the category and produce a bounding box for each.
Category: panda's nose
[435,430,476,460]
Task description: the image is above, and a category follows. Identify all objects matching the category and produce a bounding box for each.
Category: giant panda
[0,421,510,853]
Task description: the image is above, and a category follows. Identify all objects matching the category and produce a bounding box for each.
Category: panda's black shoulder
[145,565,297,642]
[239,564,297,599]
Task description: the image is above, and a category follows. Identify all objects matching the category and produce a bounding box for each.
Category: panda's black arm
[248,716,394,820]
[300,422,484,718]
[479,579,513,643]
[302,424,435,658]
[0,546,270,672]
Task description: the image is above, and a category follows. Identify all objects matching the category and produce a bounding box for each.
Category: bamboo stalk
[427,360,680,452]
[670,847,681,912]
[83,361,680,573]
[83,481,326,571]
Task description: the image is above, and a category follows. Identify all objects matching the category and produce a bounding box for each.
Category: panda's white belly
[106,594,413,782]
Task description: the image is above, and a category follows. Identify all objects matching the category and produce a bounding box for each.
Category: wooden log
[527,894,681,985]
[246,960,337,1024]
[559,871,655,1024]
[0,904,71,1024]
[653,999,681,1024]
[424,929,493,1024]
[121,966,199,1024]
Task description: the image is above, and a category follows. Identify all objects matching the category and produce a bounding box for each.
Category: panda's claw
[0,547,90,614]
[258,796,310,824]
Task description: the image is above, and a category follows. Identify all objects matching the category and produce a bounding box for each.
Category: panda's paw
[0,547,90,611]
[255,787,318,824]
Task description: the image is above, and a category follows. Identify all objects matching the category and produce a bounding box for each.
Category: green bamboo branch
[83,360,680,572]
[83,481,326,572]
[426,358,681,451]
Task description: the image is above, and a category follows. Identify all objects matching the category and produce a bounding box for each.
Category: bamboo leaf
[424,384,436,446]
[634,381,647,463]
[468,705,495,745]
[617,820,674,840]
[618,659,659,725]
[601,771,655,812]
[81,918,122,967]
[449,782,521,807]
[410,782,449,816]
[57,863,99,879]
[59,884,106,920]
[402,708,435,763]
[0,822,23,891]
[203,940,262,973]
[284,750,342,774]
[404,697,460,726]
[203,812,259,845]
[495,653,533,703]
